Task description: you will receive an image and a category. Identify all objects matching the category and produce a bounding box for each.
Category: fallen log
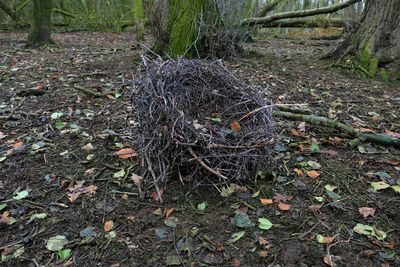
[260,18,356,29]
[242,0,361,26]
[272,110,400,148]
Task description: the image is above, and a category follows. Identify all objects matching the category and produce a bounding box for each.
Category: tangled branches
[131,57,275,186]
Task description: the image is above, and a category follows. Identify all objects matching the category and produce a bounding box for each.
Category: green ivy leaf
[58,249,72,260]
[370,181,390,191]
[46,235,68,251]
[13,190,29,200]
[227,231,245,244]
[258,217,273,230]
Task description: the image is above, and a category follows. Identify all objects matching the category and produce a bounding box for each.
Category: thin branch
[242,0,361,26]
[188,147,228,180]
[258,0,287,17]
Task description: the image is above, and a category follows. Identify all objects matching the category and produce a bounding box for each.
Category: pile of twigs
[131,57,275,186]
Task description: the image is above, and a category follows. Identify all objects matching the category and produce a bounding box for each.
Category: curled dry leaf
[323,255,333,266]
[358,207,375,218]
[115,148,138,159]
[104,220,114,232]
[165,208,174,218]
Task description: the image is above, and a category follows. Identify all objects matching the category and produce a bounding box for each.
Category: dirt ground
[0,32,399,267]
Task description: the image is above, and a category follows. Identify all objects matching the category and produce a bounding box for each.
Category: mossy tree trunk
[328,0,400,67]
[134,0,144,41]
[153,0,218,58]
[28,0,53,47]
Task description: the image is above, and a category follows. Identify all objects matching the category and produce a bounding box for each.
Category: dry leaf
[278,203,291,211]
[290,128,300,136]
[230,121,241,132]
[104,220,114,232]
[258,251,269,258]
[358,207,375,218]
[67,184,97,202]
[307,170,320,178]
[321,236,335,244]
[82,143,94,152]
[260,198,273,205]
[0,211,10,224]
[152,189,164,202]
[121,194,128,201]
[298,122,306,132]
[165,208,174,218]
[231,258,241,267]
[0,131,7,139]
[258,237,269,246]
[273,193,293,203]
[323,255,332,266]
[387,160,400,166]
[293,168,304,176]
[115,148,138,159]
[359,128,376,133]
[12,141,23,148]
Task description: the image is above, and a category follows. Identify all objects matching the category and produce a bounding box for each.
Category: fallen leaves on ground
[115,148,138,159]
[67,181,97,202]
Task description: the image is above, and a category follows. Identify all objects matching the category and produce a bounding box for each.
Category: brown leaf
[277,203,291,211]
[152,189,163,202]
[165,208,174,218]
[115,148,138,159]
[0,211,11,224]
[290,128,300,136]
[387,160,400,166]
[121,194,128,201]
[12,141,24,148]
[231,258,241,267]
[260,198,273,205]
[307,170,320,178]
[384,130,400,138]
[298,122,306,132]
[67,183,97,203]
[258,251,269,258]
[358,207,375,218]
[258,237,269,246]
[293,168,304,176]
[230,121,241,132]
[321,236,335,244]
[273,193,293,203]
[323,255,333,266]
[104,220,114,232]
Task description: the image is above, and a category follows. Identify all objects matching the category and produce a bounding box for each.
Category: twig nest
[131,57,275,185]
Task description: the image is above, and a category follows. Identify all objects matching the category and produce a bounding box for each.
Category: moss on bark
[134,0,144,41]
[167,0,204,58]
[28,0,53,47]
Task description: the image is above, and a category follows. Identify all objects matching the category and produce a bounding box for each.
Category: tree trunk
[28,0,53,47]
[328,0,400,67]
[152,0,230,58]
[134,0,145,41]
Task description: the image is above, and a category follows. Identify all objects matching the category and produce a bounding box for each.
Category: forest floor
[0,32,399,267]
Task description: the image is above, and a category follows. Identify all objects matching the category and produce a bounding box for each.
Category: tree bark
[28,0,53,47]
[242,0,361,26]
[153,0,222,58]
[328,0,400,67]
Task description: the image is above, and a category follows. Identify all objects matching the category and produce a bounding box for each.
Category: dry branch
[242,0,361,26]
